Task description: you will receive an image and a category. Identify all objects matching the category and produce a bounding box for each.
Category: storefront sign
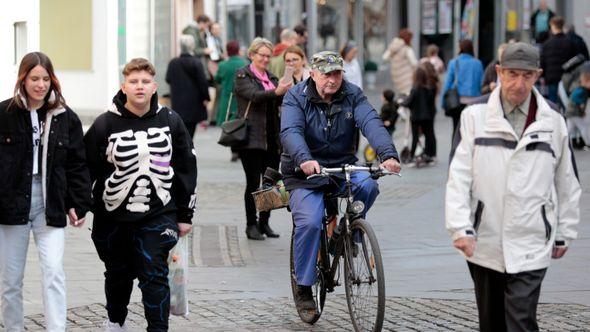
[422,0,437,35]
[438,0,453,34]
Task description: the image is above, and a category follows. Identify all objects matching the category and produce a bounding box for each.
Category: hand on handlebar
[380,158,401,173]
[300,160,321,176]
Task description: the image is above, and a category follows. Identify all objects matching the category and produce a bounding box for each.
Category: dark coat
[530,8,555,43]
[400,86,437,121]
[481,60,499,95]
[233,65,282,152]
[165,53,210,124]
[280,79,399,190]
[541,33,578,84]
[566,31,590,61]
[0,97,91,227]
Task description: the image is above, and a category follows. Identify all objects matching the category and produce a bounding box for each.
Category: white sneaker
[103,320,128,331]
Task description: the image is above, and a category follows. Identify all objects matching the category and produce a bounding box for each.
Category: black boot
[258,219,280,238]
[246,225,265,240]
[295,285,316,311]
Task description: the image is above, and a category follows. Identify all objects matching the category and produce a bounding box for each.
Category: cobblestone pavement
[14,293,590,331]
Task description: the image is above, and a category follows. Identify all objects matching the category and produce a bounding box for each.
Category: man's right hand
[453,236,476,257]
[300,160,321,176]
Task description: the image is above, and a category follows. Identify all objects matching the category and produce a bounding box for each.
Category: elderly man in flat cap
[446,42,581,332]
[280,51,401,312]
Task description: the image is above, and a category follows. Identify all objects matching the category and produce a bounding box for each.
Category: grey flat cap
[500,42,540,71]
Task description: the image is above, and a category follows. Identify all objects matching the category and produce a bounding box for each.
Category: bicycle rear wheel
[343,218,385,332]
[290,225,326,324]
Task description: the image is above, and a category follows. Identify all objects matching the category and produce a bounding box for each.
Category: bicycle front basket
[252,186,289,212]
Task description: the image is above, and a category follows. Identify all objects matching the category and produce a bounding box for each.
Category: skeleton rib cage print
[104,126,174,213]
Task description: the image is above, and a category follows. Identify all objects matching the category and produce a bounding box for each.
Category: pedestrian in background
[340,41,363,89]
[215,40,248,127]
[234,37,292,240]
[541,16,578,105]
[398,65,437,164]
[183,14,212,81]
[564,24,589,61]
[0,52,92,331]
[293,24,308,54]
[441,39,484,139]
[166,34,210,138]
[446,42,580,332]
[420,44,445,75]
[380,89,398,136]
[85,58,197,331]
[481,43,508,95]
[382,28,418,95]
[269,29,298,78]
[530,0,555,44]
[283,45,310,85]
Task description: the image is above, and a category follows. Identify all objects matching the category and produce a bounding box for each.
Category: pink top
[249,64,276,91]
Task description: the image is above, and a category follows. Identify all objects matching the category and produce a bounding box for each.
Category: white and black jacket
[0,95,92,227]
[84,90,197,224]
[446,87,581,274]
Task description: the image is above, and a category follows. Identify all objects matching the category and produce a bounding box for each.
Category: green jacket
[215,56,248,124]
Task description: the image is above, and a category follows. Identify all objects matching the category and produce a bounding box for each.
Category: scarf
[249,64,276,91]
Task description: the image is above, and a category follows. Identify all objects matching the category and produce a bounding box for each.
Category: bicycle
[289,164,400,331]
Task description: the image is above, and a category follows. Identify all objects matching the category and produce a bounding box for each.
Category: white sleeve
[445,111,476,240]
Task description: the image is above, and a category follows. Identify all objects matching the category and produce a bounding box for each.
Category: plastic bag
[168,236,189,316]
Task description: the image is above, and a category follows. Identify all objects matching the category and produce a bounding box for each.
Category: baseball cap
[311,51,344,73]
[500,42,540,71]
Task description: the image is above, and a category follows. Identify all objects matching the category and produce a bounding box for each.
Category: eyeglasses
[255,52,272,59]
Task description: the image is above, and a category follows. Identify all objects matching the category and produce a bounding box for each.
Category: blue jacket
[280,79,398,190]
[441,54,484,108]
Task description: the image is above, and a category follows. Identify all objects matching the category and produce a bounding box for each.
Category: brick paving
[10,293,590,331]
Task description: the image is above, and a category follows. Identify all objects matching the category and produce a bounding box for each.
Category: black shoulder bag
[217,93,252,147]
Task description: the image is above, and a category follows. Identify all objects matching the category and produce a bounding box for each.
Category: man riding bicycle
[280,51,401,311]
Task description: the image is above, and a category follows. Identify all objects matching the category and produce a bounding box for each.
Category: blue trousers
[290,171,379,286]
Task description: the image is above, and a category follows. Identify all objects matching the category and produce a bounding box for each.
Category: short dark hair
[550,16,565,30]
[294,24,307,36]
[196,14,210,24]
[382,89,394,102]
[459,39,474,56]
[226,40,240,57]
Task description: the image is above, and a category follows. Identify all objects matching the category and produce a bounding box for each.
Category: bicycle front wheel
[343,218,385,332]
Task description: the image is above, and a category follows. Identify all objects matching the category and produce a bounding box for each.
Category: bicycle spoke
[344,220,385,331]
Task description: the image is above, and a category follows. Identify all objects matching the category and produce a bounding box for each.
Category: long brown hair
[413,66,434,90]
[11,52,65,110]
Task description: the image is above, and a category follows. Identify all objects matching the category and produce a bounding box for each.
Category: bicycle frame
[314,165,393,292]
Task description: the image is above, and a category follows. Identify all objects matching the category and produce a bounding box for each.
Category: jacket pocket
[473,200,484,231]
[541,205,552,243]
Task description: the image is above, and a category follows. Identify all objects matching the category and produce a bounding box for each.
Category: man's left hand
[552,246,568,259]
[177,223,193,237]
[380,158,401,173]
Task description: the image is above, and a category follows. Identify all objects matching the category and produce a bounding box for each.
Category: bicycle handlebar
[303,164,401,180]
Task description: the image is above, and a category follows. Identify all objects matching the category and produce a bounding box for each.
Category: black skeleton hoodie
[84,90,197,224]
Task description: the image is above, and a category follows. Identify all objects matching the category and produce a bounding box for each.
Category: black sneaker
[296,285,316,311]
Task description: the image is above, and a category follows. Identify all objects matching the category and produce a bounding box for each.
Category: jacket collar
[484,86,555,138]
[17,90,66,116]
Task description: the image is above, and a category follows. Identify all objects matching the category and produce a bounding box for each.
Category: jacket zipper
[473,200,484,231]
[541,205,552,243]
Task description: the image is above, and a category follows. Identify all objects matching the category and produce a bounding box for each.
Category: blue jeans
[0,176,66,331]
[289,171,379,286]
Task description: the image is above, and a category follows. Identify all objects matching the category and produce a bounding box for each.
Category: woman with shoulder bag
[441,39,484,139]
[0,52,92,331]
[234,37,292,240]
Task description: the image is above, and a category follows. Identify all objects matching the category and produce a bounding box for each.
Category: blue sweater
[441,54,484,107]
